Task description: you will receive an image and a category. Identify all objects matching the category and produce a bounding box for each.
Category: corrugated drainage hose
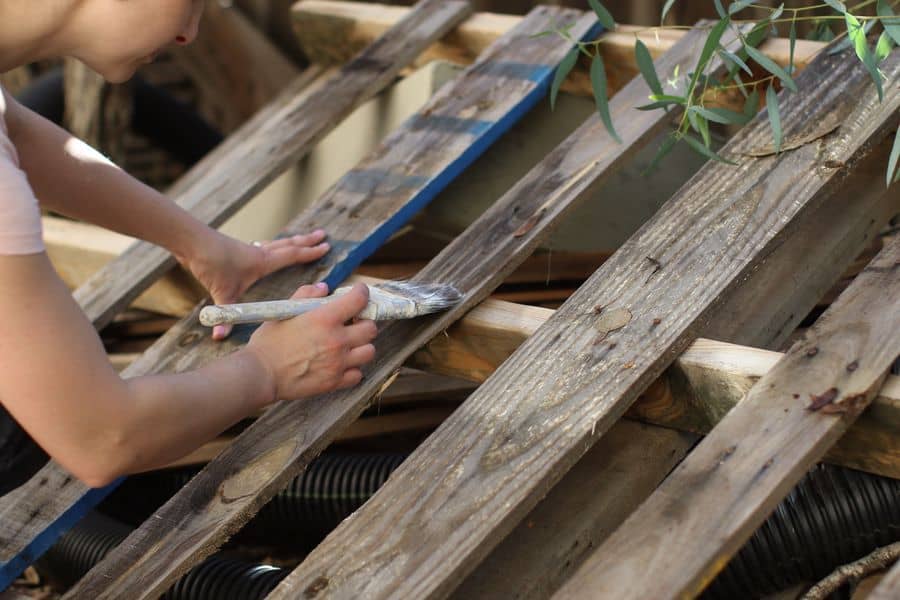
[37,512,287,599]
[100,452,408,543]
[703,464,900,598]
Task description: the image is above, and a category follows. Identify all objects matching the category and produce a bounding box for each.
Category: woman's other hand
[179,229,331,339]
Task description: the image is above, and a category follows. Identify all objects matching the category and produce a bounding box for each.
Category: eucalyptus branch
[545,0,899,184]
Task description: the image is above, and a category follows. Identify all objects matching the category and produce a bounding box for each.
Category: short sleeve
[0,132,43,256]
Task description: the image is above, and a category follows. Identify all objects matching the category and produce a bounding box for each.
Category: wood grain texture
[61,8,604,599]
[270,45,900,600]
[870,559,900,600]
[73,0,472,332]
[557,231,900,600]
[410,299,900,479]
[0,1,472,590]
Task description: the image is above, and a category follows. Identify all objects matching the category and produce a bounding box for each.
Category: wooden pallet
[2,2,899,598]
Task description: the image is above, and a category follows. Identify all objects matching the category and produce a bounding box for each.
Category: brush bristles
[374,281,463,313]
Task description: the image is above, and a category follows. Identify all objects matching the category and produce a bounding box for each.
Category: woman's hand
[244,283,377,404]
[178,229,331,339]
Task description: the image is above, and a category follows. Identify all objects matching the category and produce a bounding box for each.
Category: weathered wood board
[61,7,610,598]
[557,233,900,599]
[268,45,900,600]
[410,299,900,479]
[0,0,472,589]
[871,559,900,599]
[74,0,472,331]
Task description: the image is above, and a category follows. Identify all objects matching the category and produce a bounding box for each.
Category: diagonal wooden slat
[268,44,900,600]
[75,0,473,331]
[556,232,900,600]
[61,7,604,598]
[0,0,472,590]
[871,558,900,599]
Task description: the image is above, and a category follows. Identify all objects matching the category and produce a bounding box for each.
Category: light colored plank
[269,42,900,600]
[557,230,900,600]
[870,559,900,600]
[0,1,473,589]
[43,216,202,317]
[292,1,824,96]
[61,8,600,598]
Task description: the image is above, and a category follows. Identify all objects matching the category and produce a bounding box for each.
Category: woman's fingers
[291,282,329,300]
[262,242,330,275]
[344,319,378,347]
[345,343,376,368]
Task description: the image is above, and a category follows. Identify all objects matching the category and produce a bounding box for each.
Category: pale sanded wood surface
[870,560,900,600]
[269,45,900,600]
[557,233,900,600]
[61,8,605,598]
[73,0,471,332]
[0,0,471,588]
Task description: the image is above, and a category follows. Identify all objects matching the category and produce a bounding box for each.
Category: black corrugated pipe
[15,67,222,166]
[703,464,900,599]
[37,512,288,599]
[99,452,408,544]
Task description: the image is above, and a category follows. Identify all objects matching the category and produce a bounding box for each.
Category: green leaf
[691,105,752,126]
[745,44,797,92]
[688,17,730,97]
[587,0,616,30]
[719,47,753,75]
[766,84,782,153]
[789,14,797,74]
[551,47,579,111]
[646,132,678,173]
[734,72,750,97]
[876,31,895,62]
[822,0,847,13]
[846,13,884,101]
[770,4,785,21]
[682,132,736,164]
[888,123,900,186]
[636,99,685,111]
[743,88,761,119]
[714,0,726,19]
[728,0,756,15]
[635,40,664,98]
[590,54,621,143]
[661,0,678,23]
[877,0,900,46]
[687,110,711,147]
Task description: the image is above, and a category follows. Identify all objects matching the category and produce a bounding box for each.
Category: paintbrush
[199,281,463,327]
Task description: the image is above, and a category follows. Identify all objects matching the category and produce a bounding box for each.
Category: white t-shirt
[0,85,44,255]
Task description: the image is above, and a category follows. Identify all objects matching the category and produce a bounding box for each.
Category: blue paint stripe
[0,480,121,590]
[472,61,554,82]
[406,114,493,136]
[0,21,606,589]
[326,26,606,288]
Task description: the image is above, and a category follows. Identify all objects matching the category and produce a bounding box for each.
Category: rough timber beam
[408,296,900,480]
[292,0,824,97]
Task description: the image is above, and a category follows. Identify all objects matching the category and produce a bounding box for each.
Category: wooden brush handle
[200,298,338,326]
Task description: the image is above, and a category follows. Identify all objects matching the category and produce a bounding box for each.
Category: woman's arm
[2,88,213,263]
[0,252,376,487]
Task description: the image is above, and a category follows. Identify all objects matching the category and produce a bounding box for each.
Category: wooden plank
[870,561,900,600]
[72,0,472,332]
[292,1,824,96]
[556,232,900,599]
[268,43,900,600]
[59,8,603,598]
[410,298,900,479]
[43,216,203,317]
[451,420,697,600]
[0,1,473,590]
